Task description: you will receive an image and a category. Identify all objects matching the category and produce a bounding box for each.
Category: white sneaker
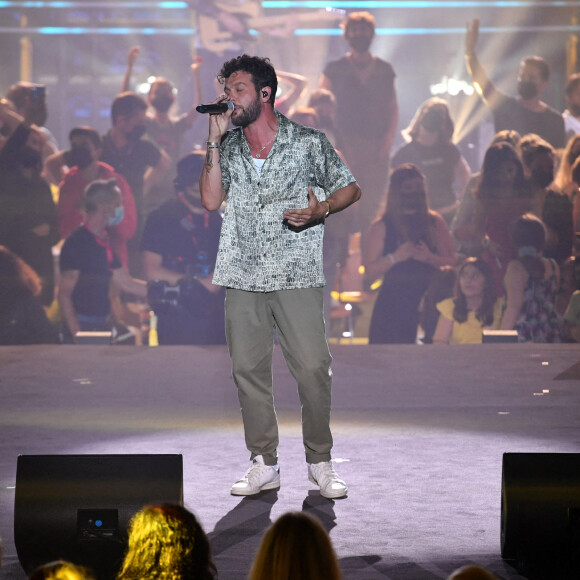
[308,461,348,499]
[231,456,280,496]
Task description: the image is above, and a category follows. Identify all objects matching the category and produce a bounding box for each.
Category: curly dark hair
[453,257,497,326]
[217,54,277,106]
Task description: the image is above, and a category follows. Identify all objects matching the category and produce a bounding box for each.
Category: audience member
[29,560,95,580]
[391,97,471,223]
[447,564,498,580]
[100,92,170,228]
[418,265,457,344]
[433,257,501,344]
[0,115,60,306]
[451,129,521,258]
[501,213,562,342]
[122,46,203,213]
[248,511,341,580]
[563,258,580,341]
[465,19,566,149]
[0,245,59,345]
[307,88,338,147]
[454,142,529,295]
[58,179,146,342]
[141,152,225,345]
[320,10,398,244]
[519,134,574,265]
[554,133,580,197]
[5,81,58,156]
[572,156,580,232]
[55,127,137,269]
[563,72,580,139]
[116,504,216,580]
[364,164,456,344]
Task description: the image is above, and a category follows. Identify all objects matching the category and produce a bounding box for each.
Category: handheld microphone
[196,101,234,114]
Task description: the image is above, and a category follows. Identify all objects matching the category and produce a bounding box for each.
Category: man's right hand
[208,93,233,140]
[465,18,479,55]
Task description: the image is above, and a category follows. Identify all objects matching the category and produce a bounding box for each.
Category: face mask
[531,168,554,189]
[19,146,42,171]
[349,35,373,54]
[151,95,174,113]
[420,109,443,133]
[569,103,580,117]
[517,80,539,100]
[108,205,124,227]
[66,145,93,169]
[127,125,146,141]
[400,190,427,213]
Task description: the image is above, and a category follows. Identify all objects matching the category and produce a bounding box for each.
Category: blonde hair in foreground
[116,504,216,580]
[248,511,342,580]
[29,560,95,580]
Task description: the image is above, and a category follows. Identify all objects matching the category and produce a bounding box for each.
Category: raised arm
[121,46,140,93]
[275,70,308,116]
[465,19,498,103]
[181,57,204,128]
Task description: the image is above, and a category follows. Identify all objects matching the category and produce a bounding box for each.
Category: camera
[147,280,182,307]
[147,277,208,316]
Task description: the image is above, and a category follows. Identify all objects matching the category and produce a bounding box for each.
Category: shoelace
[313,463,341,486]
[242,462,275,484]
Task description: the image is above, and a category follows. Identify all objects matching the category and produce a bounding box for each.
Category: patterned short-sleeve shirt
[213,112,355,292]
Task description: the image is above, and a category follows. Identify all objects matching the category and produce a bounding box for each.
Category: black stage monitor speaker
[14,454,183,579]
[501,453,580,576]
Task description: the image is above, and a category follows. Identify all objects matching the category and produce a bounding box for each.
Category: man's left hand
[283,186,325,227]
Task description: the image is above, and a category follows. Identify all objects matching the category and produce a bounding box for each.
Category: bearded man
[200,54,361,499]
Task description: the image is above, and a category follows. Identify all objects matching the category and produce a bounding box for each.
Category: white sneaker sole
[230,478,280,496]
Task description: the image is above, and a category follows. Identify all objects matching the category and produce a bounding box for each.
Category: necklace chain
[248,135,276,158]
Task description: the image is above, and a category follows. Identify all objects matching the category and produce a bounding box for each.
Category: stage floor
[1,343,579,579]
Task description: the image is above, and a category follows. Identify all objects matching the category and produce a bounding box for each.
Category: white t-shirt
[252,157,266,178]
[563,110,580,139]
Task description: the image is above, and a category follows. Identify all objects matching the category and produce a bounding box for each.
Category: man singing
[199,55,360,498]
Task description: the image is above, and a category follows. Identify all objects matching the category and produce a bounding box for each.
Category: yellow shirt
[436,298,503,344]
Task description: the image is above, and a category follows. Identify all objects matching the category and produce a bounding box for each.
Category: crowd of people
[1,11,580,348]
[0,502,503,579]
